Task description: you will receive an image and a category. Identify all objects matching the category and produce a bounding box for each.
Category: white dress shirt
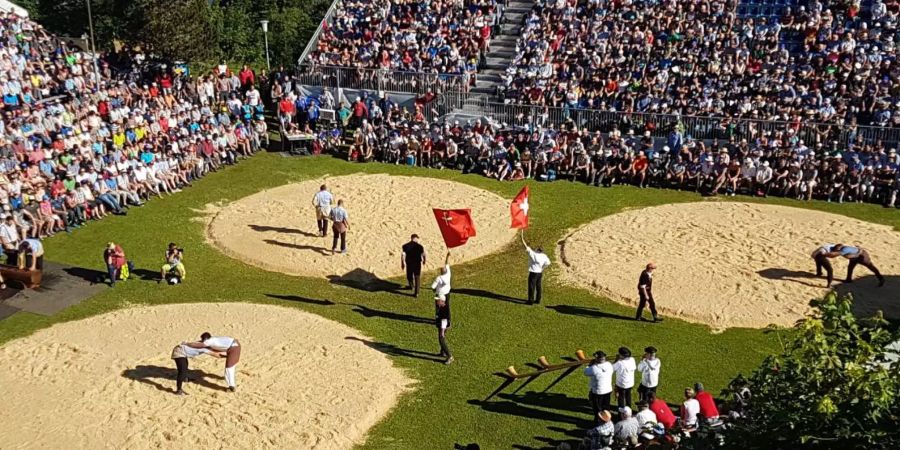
[526,246,551,273]
[583,361,613,395]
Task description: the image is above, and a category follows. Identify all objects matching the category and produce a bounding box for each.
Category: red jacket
[650,399,677,429]
[239,69,255,86]
[696,391,720,418]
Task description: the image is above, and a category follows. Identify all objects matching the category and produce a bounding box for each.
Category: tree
[125,0,217,62]
[719,292,900,449]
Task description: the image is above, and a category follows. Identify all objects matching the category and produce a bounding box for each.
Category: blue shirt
[330,206,348,222]
[313,190,333,207]
[23,238,43,255]
[840,246,860,257]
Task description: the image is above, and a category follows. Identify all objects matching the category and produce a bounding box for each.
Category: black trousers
[406,266,421,295]
[174,357,188,391]
[528,272,543,304]
[331,231,346,252]
[847,250,884,283]
[434,294,451,324]
[814,253,834,285]
[616,386,632,410]
[637,384,657,403]
[438,326,451,358]
[589,391,612,421]
[317,218,329,236]
[636,291,658,320]
[23,254,43,270]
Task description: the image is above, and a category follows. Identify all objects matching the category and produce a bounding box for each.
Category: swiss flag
[510,186,529,229]
[433,209,477,248]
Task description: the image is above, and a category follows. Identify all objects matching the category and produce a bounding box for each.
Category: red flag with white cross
[433,209,477,248]
[510,186,529,229]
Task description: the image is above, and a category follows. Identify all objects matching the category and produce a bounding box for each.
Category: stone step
[470,87,496,96]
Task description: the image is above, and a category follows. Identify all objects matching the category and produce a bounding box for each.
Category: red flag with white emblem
[433,209,477,248]
[510,186,529,229]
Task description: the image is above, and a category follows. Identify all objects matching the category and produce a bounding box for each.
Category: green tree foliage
[720,292,900,449]
[24,0,330,69]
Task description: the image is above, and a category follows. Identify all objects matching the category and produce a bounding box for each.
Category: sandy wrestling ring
[558,202,900,330]
[206,174,517,280]
[0,303,413,449]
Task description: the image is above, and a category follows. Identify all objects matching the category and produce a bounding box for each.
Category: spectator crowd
[500,0,900,129]
[0,12,269,256]
[307,0,505,84]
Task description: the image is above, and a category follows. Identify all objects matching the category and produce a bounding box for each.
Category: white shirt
[313,190,333,207]
[583,361,613,395]
[613,357,636,388]
[526,247,551,273]
[203,336,236,351]
[0,222,20,245]
[431,265,452,296]
[637,357,661,388]
[636,409,658,429]
[682,399,700,427]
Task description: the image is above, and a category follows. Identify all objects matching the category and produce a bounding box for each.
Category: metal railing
[297,0,341,65]
[296,64,470,95]
[462,100,900,148]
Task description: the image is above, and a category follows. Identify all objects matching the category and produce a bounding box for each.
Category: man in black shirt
[401,234,426,297]
[636,263,661,322]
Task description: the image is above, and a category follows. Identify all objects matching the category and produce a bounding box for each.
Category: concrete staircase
[470,0,532,98]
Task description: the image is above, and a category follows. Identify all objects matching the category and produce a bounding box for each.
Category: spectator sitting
[160,242,185,284]
[634,401,657,430]
[613,406,640,447]
[681,388,701,431]
[694,382,721,423]
[647,391,676,430]
[583,410,614,450]
[0,214,21,263]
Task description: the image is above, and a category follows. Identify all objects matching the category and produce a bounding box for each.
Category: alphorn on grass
[495,349,589,380]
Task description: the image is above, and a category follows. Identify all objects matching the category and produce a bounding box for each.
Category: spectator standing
[401,234,426,297]
[613,347,636,411]
[583,350,614,420]
[637,346,661,403]
[636,263,661,322]
[329,199,350,255]
[104,242,127,286]
[521,232,550,305]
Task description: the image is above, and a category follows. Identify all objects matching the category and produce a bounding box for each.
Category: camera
[177,248,185,253]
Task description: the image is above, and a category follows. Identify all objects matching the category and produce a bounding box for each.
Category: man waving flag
[433,209,477,248]
[510,186,530,229]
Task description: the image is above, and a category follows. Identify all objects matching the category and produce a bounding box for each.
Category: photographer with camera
[160,243,186,283]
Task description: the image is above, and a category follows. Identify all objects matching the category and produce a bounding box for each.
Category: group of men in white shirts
[583,346,661,418]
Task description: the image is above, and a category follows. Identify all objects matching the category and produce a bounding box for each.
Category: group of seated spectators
[307,0,504,82]
[311,88,900,207]
[0,12,269,247]
[500,0,900,128]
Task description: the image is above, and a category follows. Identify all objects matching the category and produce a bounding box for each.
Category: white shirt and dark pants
[526,246,551,304]
[637,357,661,403]
[584,360,614,421]
[313,190,333,236]
[431,265,452,323]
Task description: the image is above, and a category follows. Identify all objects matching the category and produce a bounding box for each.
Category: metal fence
[462,99,900,148]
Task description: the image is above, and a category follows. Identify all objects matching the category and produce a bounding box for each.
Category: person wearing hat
[582,410,614,450]
[614,405,640,446]
[635,400,658,430]
[636,263,661,322]
[401,234,426,297]
[584,350,614,421]
[637,346,661,403]
[613,346,636,411]
[104,242,127,286]
[435,293,453,365]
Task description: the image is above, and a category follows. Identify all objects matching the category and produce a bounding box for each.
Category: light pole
[260,20,271,71]
[85,0,101,86]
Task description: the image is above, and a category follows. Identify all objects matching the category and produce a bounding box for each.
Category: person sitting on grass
[647,391,677,430]
[160,243,185,283]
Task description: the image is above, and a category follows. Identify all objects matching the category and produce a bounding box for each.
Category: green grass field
[2,154,898,449]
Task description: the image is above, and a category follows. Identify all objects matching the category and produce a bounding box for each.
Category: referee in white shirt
[521,233,551,305]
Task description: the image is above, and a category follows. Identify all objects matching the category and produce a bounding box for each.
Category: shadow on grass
[498,391,592,416]
[455,288,528,304]
[467,399,593,429]
[327,268,405,294]
[546,304,635,322]
[121,365,228,394]
[264,239,332,255]
[249,224,319,237]
[834,274,900,323]
[349,303,433,325]
[344,336,444,362]
[265,293,336,306]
